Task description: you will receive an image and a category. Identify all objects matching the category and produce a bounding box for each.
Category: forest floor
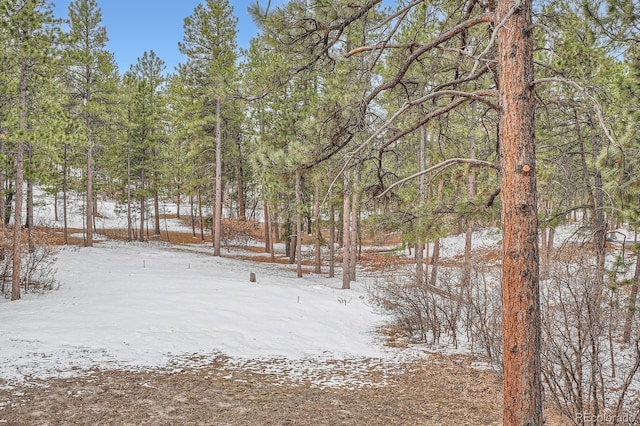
[1,221,569,425]
[0,352,508,426]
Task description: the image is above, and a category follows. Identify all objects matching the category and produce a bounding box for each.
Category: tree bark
[86,142,93,247]
[416,126,427,284]
[63,144,69,245]
[154,188,161,237]
[497,0,543,423]
[12,56,28,301]
[236,136,245,221]
[126,143,133,241]
[329,200,335,278]
[26,178,34,253]
[349,166,360,283]
[139,172,145,243]
[342,171,351,290]
[0,136,5,228]
[263,200,271,253]
[623,252,640,344]
[314,180,322,274]
[295,169,303,278]
[213,97,223,256]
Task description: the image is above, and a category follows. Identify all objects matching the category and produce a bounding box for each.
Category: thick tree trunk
[213,98,223,256]
[497,0,543,423]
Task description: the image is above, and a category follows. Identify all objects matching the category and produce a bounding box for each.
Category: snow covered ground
[0,237,418,389]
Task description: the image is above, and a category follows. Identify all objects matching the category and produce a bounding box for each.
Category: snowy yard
[0,238,412,389]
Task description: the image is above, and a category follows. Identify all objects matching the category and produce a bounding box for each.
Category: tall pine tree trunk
[314,180,322,274]
[623,252,640,344]
[349,166,359,282]
[63,144,69,245]
[497,0,542,422]
[263,200,271,253]
[0,136,5,228]
[139,171,145,243]
[416,126,427,284]
[213,98,223,256]
[236,136,245,221]
[154,188,161,237]
[295,169,303,278]
[26,178,34,253]
[86,141,93,247]
[342,171,351,289]
[126,144,133,241]
[12,57,28,301]
[329,200,335,278]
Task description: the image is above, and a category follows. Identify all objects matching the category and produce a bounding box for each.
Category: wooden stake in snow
[249,272,256,283]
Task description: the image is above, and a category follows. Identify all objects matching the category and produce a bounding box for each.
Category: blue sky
[52,0,275,74]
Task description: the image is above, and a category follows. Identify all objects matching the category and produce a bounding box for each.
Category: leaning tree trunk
[497,0,543,423]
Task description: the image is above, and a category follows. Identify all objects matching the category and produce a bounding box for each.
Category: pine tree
[179,0,238,256]
[62,0,117,247]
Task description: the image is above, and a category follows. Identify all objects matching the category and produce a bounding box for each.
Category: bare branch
[377,158,499,199]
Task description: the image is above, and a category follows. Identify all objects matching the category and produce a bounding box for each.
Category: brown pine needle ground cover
[1,353,506,425]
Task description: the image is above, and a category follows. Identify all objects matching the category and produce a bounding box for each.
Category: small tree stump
[249,272,256,283]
